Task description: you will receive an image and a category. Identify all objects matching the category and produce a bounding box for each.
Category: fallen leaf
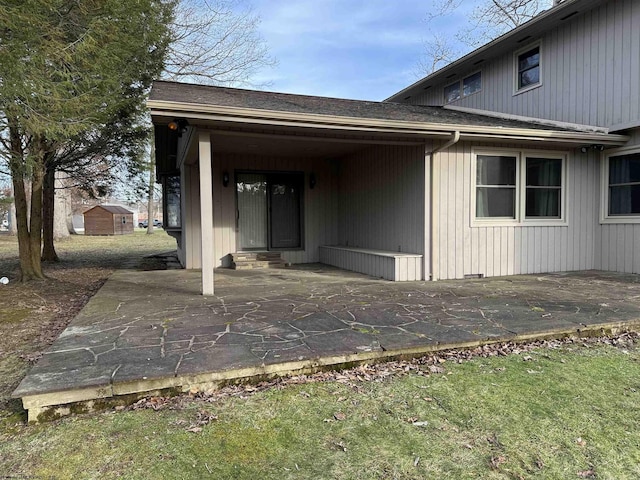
[186,426,202,433]
[334,412,347,421]
[429,365,445,374]
[413,456,420,467]
[576,437,587,447]
[490,455,507,469]
[577,469,595,478]
[412,421,429,427]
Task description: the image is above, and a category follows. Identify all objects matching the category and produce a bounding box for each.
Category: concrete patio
[14,265,640,422]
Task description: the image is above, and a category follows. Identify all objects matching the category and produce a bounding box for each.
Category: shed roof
[84,205,132,215]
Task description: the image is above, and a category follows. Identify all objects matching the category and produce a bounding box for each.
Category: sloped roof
[386,0,602,102]
[84,205,132,215]
[150,80,565,132]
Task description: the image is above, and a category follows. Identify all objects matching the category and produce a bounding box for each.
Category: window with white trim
[444,71,482,103]
[515,43,541,92]
[473,150,565,224]
[607,151,640,216]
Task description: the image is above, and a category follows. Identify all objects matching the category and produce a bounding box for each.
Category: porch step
[231,252,287,270]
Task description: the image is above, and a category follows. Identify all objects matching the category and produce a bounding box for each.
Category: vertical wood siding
[337,145,426,255]
[408,0,639,129]
[182,150,340,268]
[435,141,600,279]
[595,127,640,274]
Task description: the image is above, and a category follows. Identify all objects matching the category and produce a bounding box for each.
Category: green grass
[1,342,639,479]
[1,232,640,478]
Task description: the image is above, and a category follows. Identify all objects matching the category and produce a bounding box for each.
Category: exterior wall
[408,0,640,130]
[181,149,339,268]
[434,141,600,280]
[594,126,640,274]
[337,144,427,256]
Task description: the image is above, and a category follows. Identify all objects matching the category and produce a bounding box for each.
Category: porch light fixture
[309,173,316,189]
[167,118,189,136]
[222,171,230,187]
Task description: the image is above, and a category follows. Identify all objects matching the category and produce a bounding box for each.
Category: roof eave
[148,99,629,147]
[385,0,586,102]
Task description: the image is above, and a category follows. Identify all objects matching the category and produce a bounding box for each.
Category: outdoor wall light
[167,118,189,136]
[581,144,606,153]
[309,173,316,189]
[222,171,230,187]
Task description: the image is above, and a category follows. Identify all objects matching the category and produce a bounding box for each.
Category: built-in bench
[319,246,423,281]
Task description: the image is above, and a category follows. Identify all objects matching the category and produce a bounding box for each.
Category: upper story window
[444,82,461,103]
[516,44,541,91]
[444,71,482,104]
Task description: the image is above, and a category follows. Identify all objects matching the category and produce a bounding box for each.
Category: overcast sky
[244,0,477,101]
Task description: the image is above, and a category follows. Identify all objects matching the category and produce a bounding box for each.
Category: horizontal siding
[319,246,423,281]
[435,141,599,280]
[408,0,640,129]
[337,144,426,256]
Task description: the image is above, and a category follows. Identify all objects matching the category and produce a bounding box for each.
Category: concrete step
[231,252,286,270]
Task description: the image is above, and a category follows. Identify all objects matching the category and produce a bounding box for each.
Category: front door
[236,172,303,251]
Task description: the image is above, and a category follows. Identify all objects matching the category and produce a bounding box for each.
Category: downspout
[426,131,460,281]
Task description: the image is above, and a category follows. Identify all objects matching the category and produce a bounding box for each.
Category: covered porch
[149,81,629,295]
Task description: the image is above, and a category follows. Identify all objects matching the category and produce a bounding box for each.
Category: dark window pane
[609,185,640,215]
[476,188,516,218]
[518,48,539,71]
[609,154,640,184]
[526,188,560,217]
[463,72,481,96]
[477,155,516,185]
[444,82,460,103]
[519,66,539,88]
[526,157,561,186]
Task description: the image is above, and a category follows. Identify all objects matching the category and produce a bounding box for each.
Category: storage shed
[83,205,134,236]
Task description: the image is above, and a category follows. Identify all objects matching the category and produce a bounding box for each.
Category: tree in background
[418,0,554,74]
[142,0,276,235]
[0,0,174,280]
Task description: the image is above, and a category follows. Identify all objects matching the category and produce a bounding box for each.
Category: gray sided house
[149,0,639,295]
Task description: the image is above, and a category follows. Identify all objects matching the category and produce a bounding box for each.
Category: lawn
[1,232,639,479]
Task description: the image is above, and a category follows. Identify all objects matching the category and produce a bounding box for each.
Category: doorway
[236,172,303,251]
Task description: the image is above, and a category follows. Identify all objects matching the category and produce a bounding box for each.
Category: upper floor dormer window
[516,44,541,91]
[444,71,482,104]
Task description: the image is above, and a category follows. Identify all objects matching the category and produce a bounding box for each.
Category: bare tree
[163,0,276,86]
[419,0,553,76]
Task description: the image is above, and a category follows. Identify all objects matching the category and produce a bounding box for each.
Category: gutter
[426,132,461,282]
[148,100,629,146]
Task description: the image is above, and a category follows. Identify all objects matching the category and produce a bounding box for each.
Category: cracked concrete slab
[13,265,640,422]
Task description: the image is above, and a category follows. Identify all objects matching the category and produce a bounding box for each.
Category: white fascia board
[148,100,629,146]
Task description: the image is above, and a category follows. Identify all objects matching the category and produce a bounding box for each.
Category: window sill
[600,216,640,225]
[471,219,568,228]
[513,82,542,96]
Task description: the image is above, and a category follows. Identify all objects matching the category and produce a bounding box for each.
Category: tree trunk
[8,186,17,236]
[8,121,44,281]
[42,162,59,262]
[146,146,155,235]
[54,171,71,239]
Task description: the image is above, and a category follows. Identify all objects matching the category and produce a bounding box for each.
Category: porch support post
[423,146,431,281]
[198,131,214,295]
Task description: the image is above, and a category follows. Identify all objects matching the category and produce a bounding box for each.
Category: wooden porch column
[198,131,214,295]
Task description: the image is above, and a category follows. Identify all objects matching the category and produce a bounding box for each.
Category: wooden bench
[319,246,423,281]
